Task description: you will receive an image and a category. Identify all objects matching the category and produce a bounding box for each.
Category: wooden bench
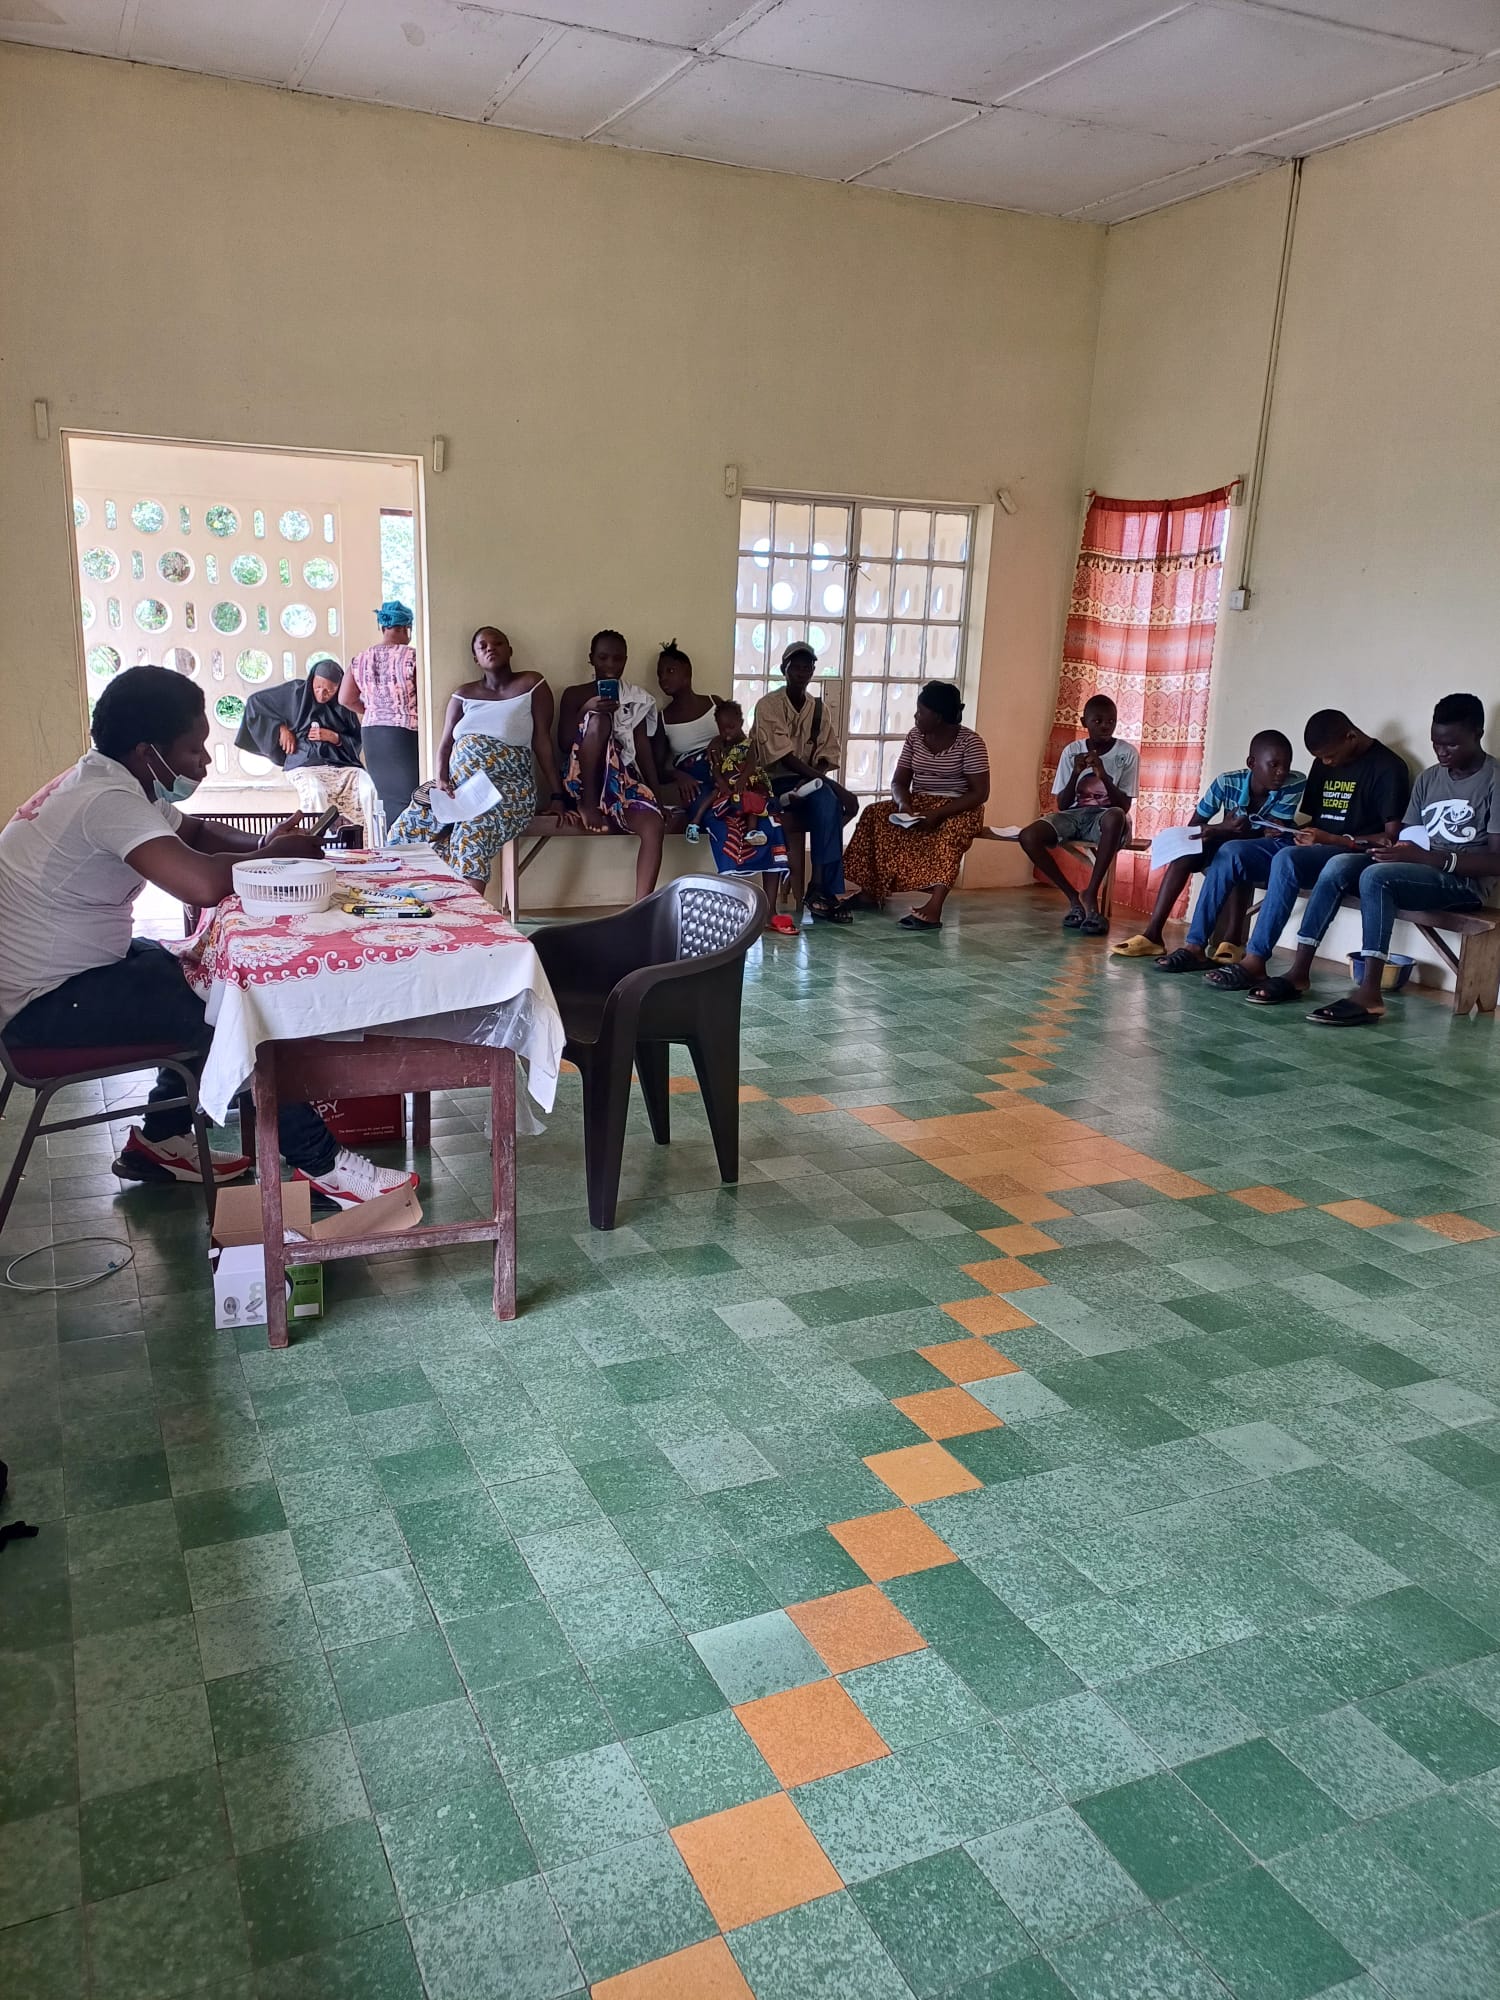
[982,829,1150,917]
[497,809,689,921]
[1233,889,1500,1014]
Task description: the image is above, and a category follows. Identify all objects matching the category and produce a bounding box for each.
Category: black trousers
[6,941,337,1174]
[361,725,420,828]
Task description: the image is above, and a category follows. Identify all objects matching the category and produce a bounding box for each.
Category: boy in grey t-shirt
[1307,691,1500,1026]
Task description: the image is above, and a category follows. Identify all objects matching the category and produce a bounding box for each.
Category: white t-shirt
[0,752,183,1025]
[1054,737,1140,804]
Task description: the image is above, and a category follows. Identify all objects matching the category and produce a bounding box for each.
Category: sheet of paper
[1397,823,1431,849]
[428,770,501,824]
[1149,824,1204,870]
[987,825,1024,839]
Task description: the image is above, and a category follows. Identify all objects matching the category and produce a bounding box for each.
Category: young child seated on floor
[1017,693,1140,935]
[1112,729,1305,959]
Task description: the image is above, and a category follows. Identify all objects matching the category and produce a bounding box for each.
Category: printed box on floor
[209,1179,422,1328]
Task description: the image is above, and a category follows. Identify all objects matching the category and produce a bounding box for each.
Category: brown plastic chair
[532,874,768,1230]
[0,1035,217,1238]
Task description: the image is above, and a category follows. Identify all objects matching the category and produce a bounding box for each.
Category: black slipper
[899,913,941,930]
[1203,963,1255,991]
[1245,975,1306,1006]
[1062,907,1085,929]
[1307,997,1383,1027]
[1078,914,1109,936]
[1155,948,1206,973]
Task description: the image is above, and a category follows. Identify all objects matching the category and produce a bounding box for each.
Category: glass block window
[732,493,975,823]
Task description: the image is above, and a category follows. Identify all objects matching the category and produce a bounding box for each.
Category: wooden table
[252,1033,516,1348]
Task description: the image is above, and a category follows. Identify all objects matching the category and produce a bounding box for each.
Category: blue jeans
[1186,836,1289,950]
[1292,848,1373,951]
[1242,843,1365,960]
[776,780,846,898]
[1352,862,1484,959]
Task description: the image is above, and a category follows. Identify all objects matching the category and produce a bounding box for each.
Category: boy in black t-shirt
[1156,710,1410,991]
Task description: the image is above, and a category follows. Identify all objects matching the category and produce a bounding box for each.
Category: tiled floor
[5,891,1500,1998]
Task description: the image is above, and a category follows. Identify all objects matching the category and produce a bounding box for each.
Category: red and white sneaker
[294,1148,419,1211]
[114,1128,251,1185]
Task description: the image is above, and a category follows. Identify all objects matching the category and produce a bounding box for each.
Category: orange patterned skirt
[843,794,985,900]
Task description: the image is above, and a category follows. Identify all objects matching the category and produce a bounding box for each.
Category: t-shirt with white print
[1054,737,1140,806]
[1406,754,1500,906]
[0,751,184,1024]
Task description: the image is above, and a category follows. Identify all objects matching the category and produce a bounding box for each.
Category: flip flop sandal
[1155,948,1205,973]
[1203,963,1255,991]
[1112,934,1162,958]
[1210,943,1244,964]
[1245,975,1305,1006]
[899,913,941,930]
[1079,914,1110,936]
[1062,907,1086,929]
[1307,998,1383,1027]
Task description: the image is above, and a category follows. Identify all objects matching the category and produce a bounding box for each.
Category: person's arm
[892,740,915,812]
[918,776,989,831]
[337,663,363,718]
[1091,745,1135,813]
[527,681,566,809]
[277,724,297,757]
[1053,744,1082,810]
[434,695,463,791]
[178,815,323,858]
[633,720,664,794]
[557,684,587,761]
[1372,826,1500,874]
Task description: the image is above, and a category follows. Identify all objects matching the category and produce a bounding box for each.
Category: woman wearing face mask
[0,667,418,1208]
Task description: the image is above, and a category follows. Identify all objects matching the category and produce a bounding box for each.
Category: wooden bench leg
[1449,925,1500,1014]
[498,839,518,922]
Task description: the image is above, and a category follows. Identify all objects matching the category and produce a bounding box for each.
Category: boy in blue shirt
[1113,730,1303,958]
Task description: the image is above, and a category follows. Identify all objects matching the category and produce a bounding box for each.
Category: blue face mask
[149,747,201,805]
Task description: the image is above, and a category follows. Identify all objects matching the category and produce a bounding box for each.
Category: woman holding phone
[556,629,666,902]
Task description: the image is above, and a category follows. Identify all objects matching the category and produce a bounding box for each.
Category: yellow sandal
[1111,934,1161,958]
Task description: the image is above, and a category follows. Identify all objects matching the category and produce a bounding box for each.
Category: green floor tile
[1374,1792,1500,1919]
[1005,1691,1161,1799]
[1178,1736,1350,1858]
[350,1698,494,1814]
[1076,1771,1247,1901]
[627,1708,777,1826]
[728,1890,910,2000]
[1048,1908,1226,2000]
[221,1729,369,1851]
[473,1664,615,1769]
[1267,1824,1459,1962]
[1360,1680,1500,1783]
[443,1599,574,1692]
[546,1829,714,1984]
[254,1922,425,2000]
[689,1608,824,1703]
[377,1776,534,1916]
[86,1861,249,1998]
[793,1753,952,1883]
[591,1634,726,1737]
[1167,1866,1363,2000]
[967,1806,1144,1944]
[410,1876,581,2000]
[850,1846,1031,1995]
[239,1818,399,1967]
[78,1768,229,1900]
[328,1623,460,1727]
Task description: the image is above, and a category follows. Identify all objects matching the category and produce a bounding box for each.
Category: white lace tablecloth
[176,850,564,1126]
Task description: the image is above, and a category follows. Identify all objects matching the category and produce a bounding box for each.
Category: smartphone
[306,805,340,840]
[594,677,621,703]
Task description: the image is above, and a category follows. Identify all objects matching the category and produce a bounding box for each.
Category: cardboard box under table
[211,1177,421,1330]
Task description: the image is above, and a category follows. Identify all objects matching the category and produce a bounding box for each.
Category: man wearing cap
[339,601,419,829]
[752,643,858,923]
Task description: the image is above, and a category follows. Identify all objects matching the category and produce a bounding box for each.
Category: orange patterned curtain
[1040,488,1233,914]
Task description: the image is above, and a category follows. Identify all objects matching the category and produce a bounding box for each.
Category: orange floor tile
[786,1584,927,1675]
[734,1677,889,1788]
[960,1256,1050,1293]
[976,1223,1061,1256]
[917,1337,1020,1385]
[1321,1198,1402,1227]
[827,1507,958,1583]
[864,1440,982,1506]
[777,1094,836,1114]
[671,1792,842,1931]
[994,1192,1073,1223]
[591,1936,755,2000]
[890,1386,1002,1440]
[939,1295,1036,1337]
[1229,1185,1307,1213]
[1417,1211,1497,1242]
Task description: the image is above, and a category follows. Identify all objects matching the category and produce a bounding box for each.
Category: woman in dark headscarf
[237,664,371,827]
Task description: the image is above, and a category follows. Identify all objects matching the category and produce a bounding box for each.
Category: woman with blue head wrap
[339,601,420,827]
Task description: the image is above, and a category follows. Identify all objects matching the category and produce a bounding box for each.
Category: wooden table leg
[252,1042,290,1350]
[492,1047,516,1320]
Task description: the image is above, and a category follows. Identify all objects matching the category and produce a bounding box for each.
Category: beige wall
[0,44,1104,903]
[1084,92,1500,978]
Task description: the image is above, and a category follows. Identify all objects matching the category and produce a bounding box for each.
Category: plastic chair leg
[580,1053,636,1231]
[634,1042,671,1146]
[688,1031,741,1187]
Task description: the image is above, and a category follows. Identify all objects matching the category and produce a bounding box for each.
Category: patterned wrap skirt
[563,732,661,829]
[843,793,985,899]
[677,750,789,878]
[389,735,537,880]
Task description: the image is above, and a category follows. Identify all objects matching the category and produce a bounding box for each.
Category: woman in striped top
[842,682,990,929]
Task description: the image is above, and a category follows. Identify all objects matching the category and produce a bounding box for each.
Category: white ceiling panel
[486,26,690,138]
[722,0,1184,104]
[1072,148,1280,221]
[1250,48,1500,154]
[0,0,124,56]
[597,55,974,179]
[859,105,1210,213]
[129,0,326,84]
[503,1,755,41]
[300,0,549,119]
[1256,1,1500,56]
[1010,2,1466,147]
